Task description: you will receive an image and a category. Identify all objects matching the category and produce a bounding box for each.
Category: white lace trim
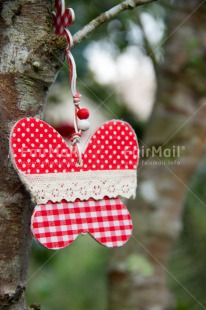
[19,170,137,204]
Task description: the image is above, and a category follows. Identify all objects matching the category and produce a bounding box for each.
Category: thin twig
[72,0,157,47]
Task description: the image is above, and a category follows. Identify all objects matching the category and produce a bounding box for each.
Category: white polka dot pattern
[10,118,139,174]
[10,117,137,249]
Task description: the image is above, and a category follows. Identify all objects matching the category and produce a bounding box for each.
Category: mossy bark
[0,1,66,309]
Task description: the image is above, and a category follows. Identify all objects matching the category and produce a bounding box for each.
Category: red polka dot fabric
[52,0,75,47]
[10,118,139,175]
[31,197,132,249]
[10,117,139,249]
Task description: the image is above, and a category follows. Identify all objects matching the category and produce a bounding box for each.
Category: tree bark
[0,0,159,308]
[109,1,206,309]
[0,1,66,309]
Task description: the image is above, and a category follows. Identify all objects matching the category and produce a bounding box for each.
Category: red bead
[77,108,90,120]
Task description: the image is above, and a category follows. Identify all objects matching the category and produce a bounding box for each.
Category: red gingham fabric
[10,118,138,248]
[52,0,75,46]
[9,1,139,250]
[31,197,132,249]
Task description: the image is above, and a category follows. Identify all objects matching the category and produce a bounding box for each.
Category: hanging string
[66,49,77,96]
[66,48,82,165]
[53,0,90,165]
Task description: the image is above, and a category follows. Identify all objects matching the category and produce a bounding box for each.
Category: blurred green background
[26,1,206,309]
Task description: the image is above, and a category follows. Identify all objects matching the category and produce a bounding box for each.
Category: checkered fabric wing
[52,0,75,46]
[31,197,132,249]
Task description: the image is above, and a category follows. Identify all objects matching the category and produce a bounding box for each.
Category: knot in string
[71,133,81,146]
[53,0,90,166]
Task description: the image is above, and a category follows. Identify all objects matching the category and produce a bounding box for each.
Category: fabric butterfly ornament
[9,0,139,249]
[10,118,139,249]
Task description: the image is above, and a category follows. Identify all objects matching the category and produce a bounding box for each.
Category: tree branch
[72,0,157,47]
[136,14,159,70]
